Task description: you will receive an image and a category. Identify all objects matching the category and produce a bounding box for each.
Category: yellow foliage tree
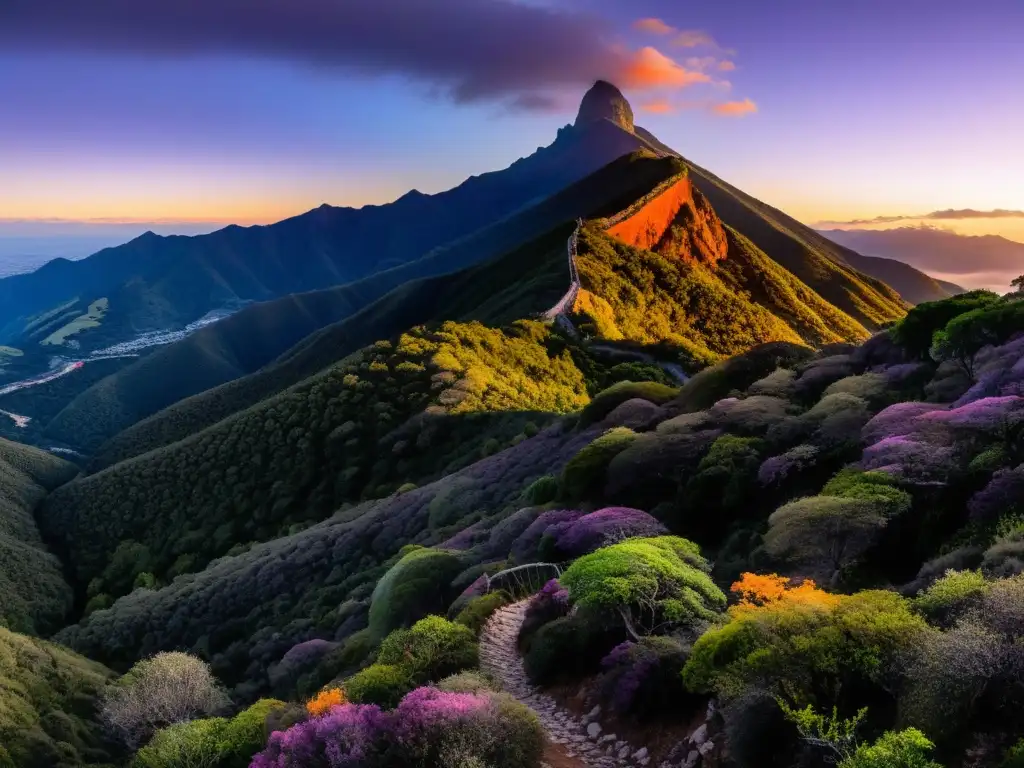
[306,687,346,717]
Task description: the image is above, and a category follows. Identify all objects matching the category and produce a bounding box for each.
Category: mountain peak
[575,80,634,133]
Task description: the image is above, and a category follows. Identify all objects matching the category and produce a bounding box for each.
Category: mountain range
[2,81,1021,768]
[821,225,1023,292]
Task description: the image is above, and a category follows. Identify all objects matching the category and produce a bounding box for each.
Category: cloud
[640,99,676,114]
[673,29,719,48]
[821,209,1024,226]
[633,17,674,35]
[637,97,757,118]
[622,47,711,89]
[712,98,757,116]
[717,60,737,71]
[0,0,716,110]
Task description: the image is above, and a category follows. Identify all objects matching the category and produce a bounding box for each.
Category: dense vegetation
[0,627,114,766]
[573,220,870,367]
[0,438,79,633]
[4,127,1024,767]
[43,152,686,459]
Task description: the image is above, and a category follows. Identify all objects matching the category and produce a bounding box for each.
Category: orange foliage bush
[730,572,838,611]
[306,687,346,717]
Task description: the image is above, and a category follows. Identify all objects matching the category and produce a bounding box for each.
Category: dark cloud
[823,209,1024,226]
[0,0,688,108]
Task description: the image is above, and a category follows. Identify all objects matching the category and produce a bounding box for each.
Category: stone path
[480,601,652,768]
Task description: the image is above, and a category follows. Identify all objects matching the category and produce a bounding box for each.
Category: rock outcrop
[605,178,728,266]
[576,81,635,134]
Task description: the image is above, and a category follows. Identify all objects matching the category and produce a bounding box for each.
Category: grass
[41,298,109,346]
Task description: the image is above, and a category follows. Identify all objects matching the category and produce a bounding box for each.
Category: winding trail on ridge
[480,600,649,768]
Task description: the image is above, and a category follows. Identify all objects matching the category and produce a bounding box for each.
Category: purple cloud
[0,0,690,109]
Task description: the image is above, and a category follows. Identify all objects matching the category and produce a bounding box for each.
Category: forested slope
[45,152,684,458]
[0,438,79,634]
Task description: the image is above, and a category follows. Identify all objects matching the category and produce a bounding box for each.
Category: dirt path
[480,601,652,768]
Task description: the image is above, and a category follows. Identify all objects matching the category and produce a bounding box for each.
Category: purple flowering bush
[969,465,1024,525]
[509,509,583,563]
[518,578,570,649]
[548,507,667,558]
[250,686,543,768]
[595,636,695,717]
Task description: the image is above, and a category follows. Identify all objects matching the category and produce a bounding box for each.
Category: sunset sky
[2,0,1022,243]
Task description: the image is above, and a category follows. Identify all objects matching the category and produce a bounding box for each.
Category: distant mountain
[0,108,646,362]
[1,82,921,457]
[820,226,1022,292]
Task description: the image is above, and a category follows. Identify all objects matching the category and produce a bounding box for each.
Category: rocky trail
[480,601,715,768]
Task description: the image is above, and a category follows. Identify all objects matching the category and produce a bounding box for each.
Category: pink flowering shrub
[861,436,954,480]
[251,686,543,768]
[862,402,945,445]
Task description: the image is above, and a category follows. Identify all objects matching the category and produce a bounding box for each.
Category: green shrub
[367,548,463,639]
[561,536,724,639]
[343,664,413,708]
[522,475,558,505]
[577,381,678,428]
[1002,738,1024,768]
[455,591,511,635]
[436,671,495,694]
[376,616,479,684]
[914,569,991,627]
[132,717,227,768]
[890,290,1002,359]
[839,728,942,768]
[560,427,637,502]
[216,699,287,767]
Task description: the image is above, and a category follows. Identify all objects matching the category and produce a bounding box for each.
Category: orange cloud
[718,60,736,71]
[712,98,757,117]
[640,99,676,114]
[674,30,717,48]
[622,47,711,89]
[633,17,674,35]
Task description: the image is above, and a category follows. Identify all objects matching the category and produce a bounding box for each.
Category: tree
[764,497,889,586]
[561,536,725,640]
[1012,274,1024,294]
[100,652,229,748]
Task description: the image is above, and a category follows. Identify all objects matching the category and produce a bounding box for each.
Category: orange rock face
[606,177,728,266]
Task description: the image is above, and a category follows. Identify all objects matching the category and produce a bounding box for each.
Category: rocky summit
[576,80,635,133]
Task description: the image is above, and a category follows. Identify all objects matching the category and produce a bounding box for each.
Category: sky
[1,0,1022,252]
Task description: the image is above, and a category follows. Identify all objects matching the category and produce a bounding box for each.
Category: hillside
[31,153,684,457]
[0,438,78,634]
[41,158,883,611]
[49,288,1024,768]
[0,112,645,368]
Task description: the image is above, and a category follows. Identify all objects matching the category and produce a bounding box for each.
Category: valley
[0,80,1020,768]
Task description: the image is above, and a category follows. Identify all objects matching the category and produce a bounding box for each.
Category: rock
[632,747,649,761]
[587,704,602,720]
[588,722,602,739]
[683,750,700,768]
[637,759,650,767]
[600,734,617,744]
[575,80,634,133]
[690,723,708,746]
[618,745,632,760]
[699,739,715,757]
